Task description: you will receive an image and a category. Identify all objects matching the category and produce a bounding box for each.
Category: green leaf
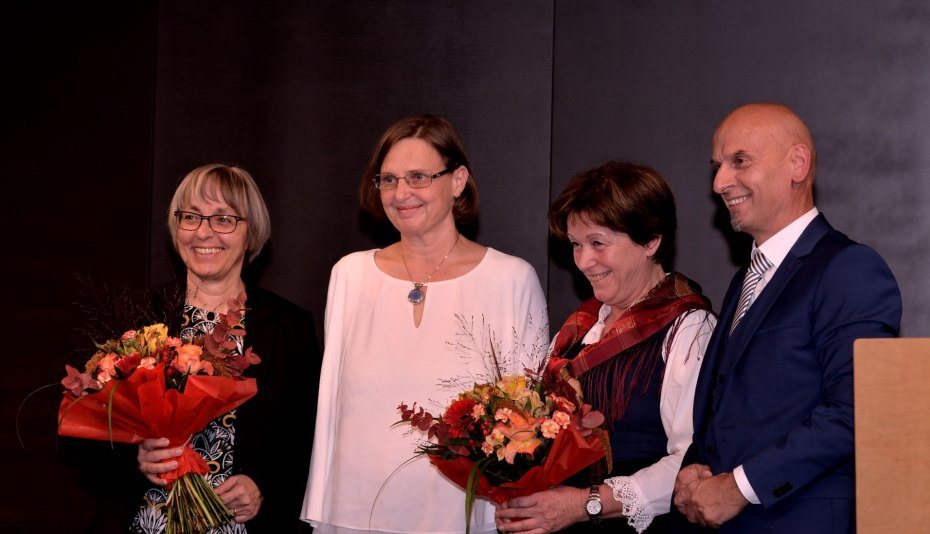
[465,457,491,534]
[107,380,119,448]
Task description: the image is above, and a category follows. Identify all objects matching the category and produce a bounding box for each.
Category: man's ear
[789,143,812,185]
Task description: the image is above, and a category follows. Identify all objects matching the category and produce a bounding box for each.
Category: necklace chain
[400,233,460,304]
[187,281,239,313]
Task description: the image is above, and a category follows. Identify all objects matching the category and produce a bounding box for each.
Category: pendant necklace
[400,233,460,304]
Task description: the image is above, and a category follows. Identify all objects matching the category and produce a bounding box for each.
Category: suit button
[773,482,793,497]
[717,374,727,384]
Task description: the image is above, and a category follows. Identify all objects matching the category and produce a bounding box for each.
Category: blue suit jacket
[685,215,901,533]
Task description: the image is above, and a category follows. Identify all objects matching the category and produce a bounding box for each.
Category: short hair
[167,164,271,263]
[359,114,479,224]
[549,161,677,268]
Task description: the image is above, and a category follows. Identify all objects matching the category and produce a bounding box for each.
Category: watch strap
[586,484,602,525]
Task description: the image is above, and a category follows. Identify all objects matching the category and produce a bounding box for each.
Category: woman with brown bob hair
[358,116,479,225]
[303,116,548,534]
[496,161,715,533]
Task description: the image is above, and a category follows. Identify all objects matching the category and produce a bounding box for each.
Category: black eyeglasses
[372,167,453,190]
[174,211,247,234]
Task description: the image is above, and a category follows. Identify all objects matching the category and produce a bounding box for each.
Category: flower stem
[166,473,233,534]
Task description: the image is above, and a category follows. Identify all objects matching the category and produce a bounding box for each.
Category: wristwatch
[585,484,602,525]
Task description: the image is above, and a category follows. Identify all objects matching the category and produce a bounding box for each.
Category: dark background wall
[4,1,928,531]
[547,1,930,332]
[3,2,157,530]
[147,2,555,328]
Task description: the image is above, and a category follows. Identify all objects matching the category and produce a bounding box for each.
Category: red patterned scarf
[551,272,711,378]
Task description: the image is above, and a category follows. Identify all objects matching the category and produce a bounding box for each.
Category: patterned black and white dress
[131,304,247,534]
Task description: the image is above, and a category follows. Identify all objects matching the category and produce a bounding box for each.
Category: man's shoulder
[792,216,883,265]
[806,226,888,267]
[798,226,901,312]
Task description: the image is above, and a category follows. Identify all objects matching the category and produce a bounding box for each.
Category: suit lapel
[716,215,833,387]
[693,272,742,430]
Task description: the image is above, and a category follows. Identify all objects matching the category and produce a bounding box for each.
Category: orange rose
[173,344,204,375]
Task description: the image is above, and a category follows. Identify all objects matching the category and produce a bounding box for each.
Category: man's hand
[674,463,712,514]
[675,469,748,528]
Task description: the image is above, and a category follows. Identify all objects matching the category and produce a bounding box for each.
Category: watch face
[586,499,602,515]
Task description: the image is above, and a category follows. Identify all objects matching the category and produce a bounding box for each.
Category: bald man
[672,103,901,532]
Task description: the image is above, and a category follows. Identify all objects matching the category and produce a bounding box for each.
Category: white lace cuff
[605,476,653,534]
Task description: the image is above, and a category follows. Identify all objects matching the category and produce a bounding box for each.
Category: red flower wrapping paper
[428,423,605,504]
[58,363,257,485]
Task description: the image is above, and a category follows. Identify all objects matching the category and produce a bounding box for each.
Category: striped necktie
[729,249,774,336]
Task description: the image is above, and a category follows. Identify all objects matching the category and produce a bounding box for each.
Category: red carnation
[115,353,142,377]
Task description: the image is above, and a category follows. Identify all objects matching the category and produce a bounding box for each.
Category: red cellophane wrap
[58,363,257,486]
[428,423,605,504]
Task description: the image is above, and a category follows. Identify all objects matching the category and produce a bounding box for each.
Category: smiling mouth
[193,247,223,254]
[724,194,751,207]
[585,271,611,281]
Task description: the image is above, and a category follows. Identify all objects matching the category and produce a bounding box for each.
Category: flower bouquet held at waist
[58,293,261,534]
[397,357,610,533]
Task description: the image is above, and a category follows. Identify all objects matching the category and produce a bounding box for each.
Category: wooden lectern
[854,338,930,533]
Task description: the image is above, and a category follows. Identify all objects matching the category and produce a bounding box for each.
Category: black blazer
[230,285,321,533]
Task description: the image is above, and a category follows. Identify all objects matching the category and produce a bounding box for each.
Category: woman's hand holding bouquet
[397,356,610,533]
[58,294,260,534]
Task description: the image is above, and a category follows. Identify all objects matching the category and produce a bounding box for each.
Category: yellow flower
[485,428,506,460]
[524,391,546,418]
[472,384,495,403]
[497,375,531,400]
[141,324,168,355]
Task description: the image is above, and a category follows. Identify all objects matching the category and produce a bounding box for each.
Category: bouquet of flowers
[58,293,260,534]
[397,356,610,533]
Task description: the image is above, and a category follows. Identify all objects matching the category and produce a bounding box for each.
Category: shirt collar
[754,207,820,270]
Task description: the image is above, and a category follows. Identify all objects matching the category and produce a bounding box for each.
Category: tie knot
[749,250,774,275]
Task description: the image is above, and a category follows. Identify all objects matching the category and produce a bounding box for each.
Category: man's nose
[712,166,731,195]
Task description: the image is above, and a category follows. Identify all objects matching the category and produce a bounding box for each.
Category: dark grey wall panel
[550,0,929,335]
[149,2,555,336]
[3,3,158,530]
[8,3,929,528]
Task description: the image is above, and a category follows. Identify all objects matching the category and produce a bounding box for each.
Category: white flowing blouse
[302,248,548,534]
